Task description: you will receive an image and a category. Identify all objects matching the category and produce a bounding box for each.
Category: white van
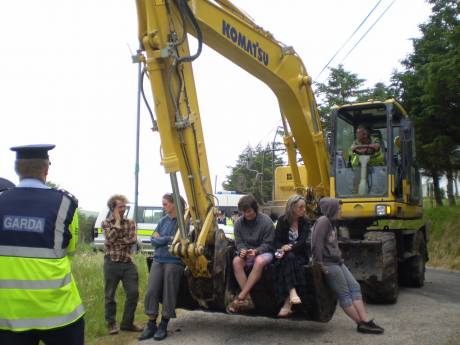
[92,203,164,253]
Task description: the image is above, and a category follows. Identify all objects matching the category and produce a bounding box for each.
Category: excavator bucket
[173,229,337,321]
[339,231,398,303]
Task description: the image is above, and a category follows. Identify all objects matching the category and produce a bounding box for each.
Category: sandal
[277,306,293,318]
[234,296,255,309]
[226,300,240,314]
[290,295,301,305]
[226,296,254,314]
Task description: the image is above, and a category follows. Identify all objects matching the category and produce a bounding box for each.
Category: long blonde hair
[284,195,306,225]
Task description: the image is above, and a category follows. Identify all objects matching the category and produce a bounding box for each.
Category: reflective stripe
[0,272,71,289]
[54,196,71,250]
[0,245,67,258]
[0,304,85,329]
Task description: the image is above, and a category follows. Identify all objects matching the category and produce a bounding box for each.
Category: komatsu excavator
[135,0,427,320]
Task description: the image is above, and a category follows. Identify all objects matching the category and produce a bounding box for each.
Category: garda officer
[0,145,85,345]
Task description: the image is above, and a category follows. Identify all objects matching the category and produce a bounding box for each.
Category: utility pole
[132,50,143,223]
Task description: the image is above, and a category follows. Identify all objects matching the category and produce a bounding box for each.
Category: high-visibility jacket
[0,187,85,331]
[349,136,385,167]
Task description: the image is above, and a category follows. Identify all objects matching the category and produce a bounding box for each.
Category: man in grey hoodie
[311,197,384,334]
[227,195,275,313]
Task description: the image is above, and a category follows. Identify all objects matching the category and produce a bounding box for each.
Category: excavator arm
[135,0,330,279]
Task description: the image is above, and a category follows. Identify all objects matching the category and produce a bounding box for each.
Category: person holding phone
[102,194,142,335]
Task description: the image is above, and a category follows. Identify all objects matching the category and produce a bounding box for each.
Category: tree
[79,212,96,244]
[223,144,284,204]
[315,64,367,131]
[46,181,60,189]
[393,0,460,206]
[357,82,395,102]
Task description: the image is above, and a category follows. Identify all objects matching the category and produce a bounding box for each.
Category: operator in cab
[349,125,384,167]
[0,145,85,345]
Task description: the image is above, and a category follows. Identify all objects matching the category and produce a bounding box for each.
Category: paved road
[136,268,460,345]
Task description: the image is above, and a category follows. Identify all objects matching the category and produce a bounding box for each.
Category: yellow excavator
[135,0,427,320]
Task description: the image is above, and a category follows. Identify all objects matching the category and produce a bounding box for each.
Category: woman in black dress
[274,195,311,317]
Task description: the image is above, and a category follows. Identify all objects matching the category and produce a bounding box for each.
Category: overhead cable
[315,0,385,80]
[340,0,397,63]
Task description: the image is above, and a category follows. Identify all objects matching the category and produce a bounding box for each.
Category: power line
[254,121,282,148]
[340,0,397,64]
[315,0,385,80]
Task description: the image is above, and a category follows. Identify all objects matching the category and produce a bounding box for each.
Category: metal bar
[170,172,187,238]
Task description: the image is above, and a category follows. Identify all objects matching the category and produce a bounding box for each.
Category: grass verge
[71,247,149,345]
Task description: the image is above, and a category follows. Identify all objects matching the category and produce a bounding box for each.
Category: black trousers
[0,316,84,345]
[103,256,139,327]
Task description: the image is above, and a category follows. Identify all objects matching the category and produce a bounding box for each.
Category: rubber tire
[362,232,398,304]
[405,238,426,288]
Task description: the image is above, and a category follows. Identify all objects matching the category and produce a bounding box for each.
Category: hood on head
[319,197,340,220]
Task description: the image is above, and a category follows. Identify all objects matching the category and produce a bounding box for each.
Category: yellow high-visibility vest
[0,189,85,331]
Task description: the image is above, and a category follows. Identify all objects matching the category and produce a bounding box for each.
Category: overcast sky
[0,0,432,211]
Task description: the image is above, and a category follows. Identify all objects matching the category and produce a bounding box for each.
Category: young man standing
[227,195,275,313]
[102,195,142,335]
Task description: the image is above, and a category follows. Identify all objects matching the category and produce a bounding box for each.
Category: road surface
[135,268,460,345]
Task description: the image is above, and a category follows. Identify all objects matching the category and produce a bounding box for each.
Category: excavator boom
[136,0,329,276]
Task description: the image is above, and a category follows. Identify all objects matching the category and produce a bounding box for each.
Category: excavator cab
[331,99,422,220]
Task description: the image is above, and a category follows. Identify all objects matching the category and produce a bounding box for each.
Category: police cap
[10,144,55,159]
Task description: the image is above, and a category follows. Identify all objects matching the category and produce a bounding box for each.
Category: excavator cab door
[394,114,422,204]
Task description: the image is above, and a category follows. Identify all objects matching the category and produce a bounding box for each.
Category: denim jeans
[324,263,362,308]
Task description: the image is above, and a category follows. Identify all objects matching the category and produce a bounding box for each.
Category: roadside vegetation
[423,203,460,270]
[376,199,460,271]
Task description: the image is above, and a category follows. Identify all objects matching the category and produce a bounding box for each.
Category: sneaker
[357,319,384,334]
[108,323,119,335]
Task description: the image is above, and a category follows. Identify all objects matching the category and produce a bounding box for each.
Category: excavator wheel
[360,231,398,304]
[399,232,427,288]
